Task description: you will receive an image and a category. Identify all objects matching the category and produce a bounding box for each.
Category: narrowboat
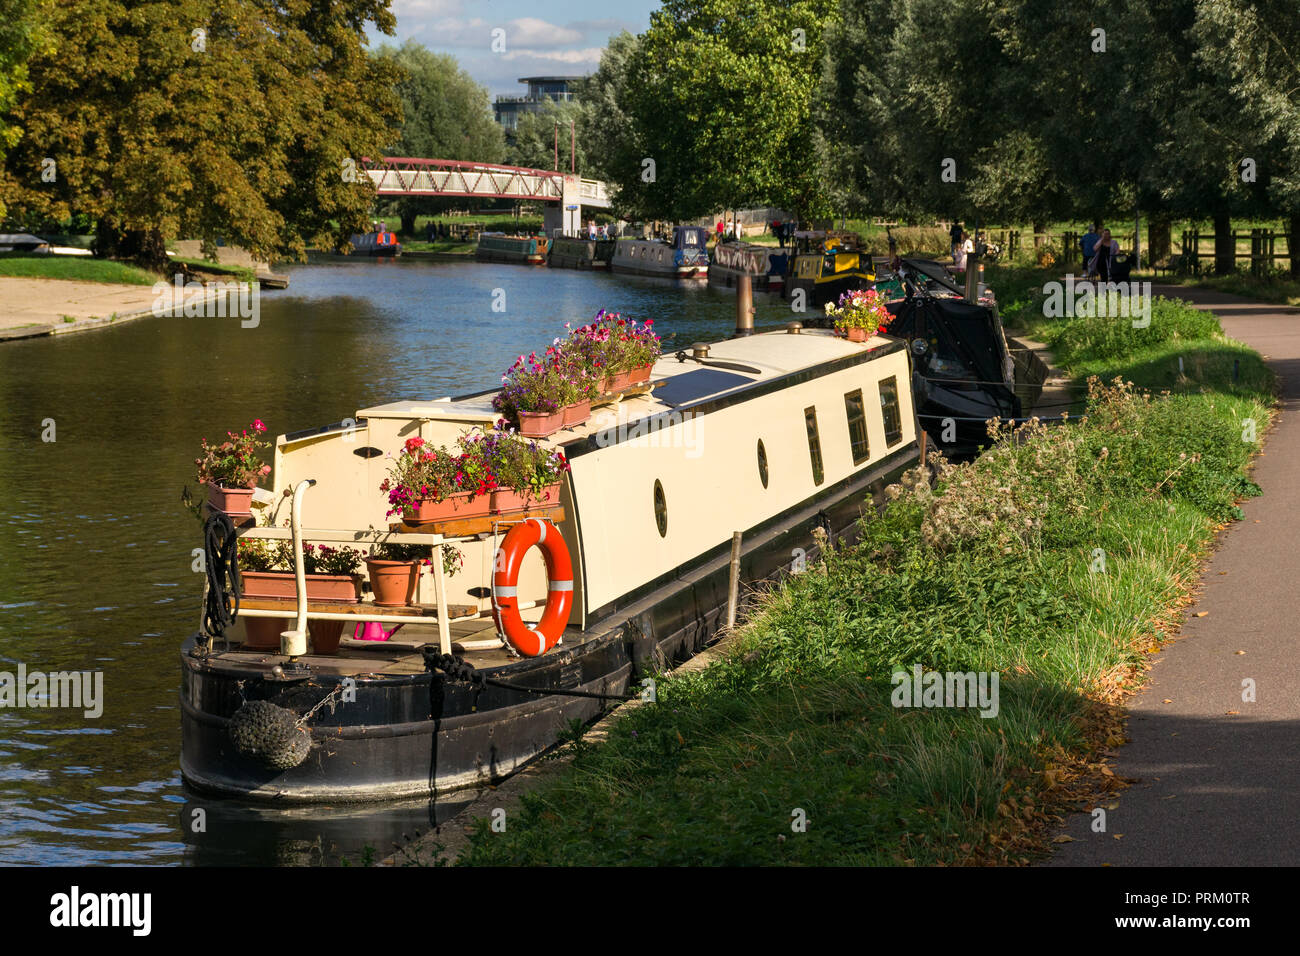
[548,236,616,270]
[180,319,920,802]
[475,233,549,265]
[350,224,402,257]
[709,241,790,292]
[784,231,875,306]
[610,226,710,279]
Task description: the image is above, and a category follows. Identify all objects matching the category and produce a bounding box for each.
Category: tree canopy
[0,0,401,266]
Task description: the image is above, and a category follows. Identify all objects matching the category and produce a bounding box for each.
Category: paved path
[1048,284,1300,866]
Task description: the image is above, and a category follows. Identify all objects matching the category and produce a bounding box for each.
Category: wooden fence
[1177,228,1293,275]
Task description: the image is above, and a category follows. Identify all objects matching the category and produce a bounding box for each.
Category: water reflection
[0,256,787,864]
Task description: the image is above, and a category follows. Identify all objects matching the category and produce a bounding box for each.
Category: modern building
[493,76,586,131]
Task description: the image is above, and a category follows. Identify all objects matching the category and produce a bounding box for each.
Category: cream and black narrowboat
[784,230,875,306]
[547,236,616,270]
[475,233,549,265]
[610,226,710,279]
[181,321,919,802]
[709,241,790,292]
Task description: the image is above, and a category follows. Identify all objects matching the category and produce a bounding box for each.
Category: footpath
[1049,285,1300,865]
[0,276,226,341]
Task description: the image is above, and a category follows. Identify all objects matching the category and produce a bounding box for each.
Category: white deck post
[432,546,452,656]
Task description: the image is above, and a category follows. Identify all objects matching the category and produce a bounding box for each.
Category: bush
[1048,296,1221,363]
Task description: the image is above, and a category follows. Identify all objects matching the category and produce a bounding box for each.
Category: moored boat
[180,317,920,803]
[475,232,549,265]
[610,226,710,279]
[709,241,789,292]
[350,223,402,257]
[784,230,874,306]
[548,235,616,270]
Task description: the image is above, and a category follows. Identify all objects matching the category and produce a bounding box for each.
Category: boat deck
[207,614,570,677]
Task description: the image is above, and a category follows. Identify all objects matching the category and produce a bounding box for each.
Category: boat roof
[357,327,902,439]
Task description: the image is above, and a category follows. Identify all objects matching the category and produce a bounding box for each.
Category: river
[0,257,795,865]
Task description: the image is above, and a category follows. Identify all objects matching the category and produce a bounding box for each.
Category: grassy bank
[0,254,156,285]
[447,286,1272,867]
[1155,270,1300,308]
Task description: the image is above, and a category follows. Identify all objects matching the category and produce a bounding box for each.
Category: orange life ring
[491,518,573,657]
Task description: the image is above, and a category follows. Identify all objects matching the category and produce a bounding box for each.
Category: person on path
[1081,223,1101,276]
[950,220,963,262]
[1089,228,1118,281]
[954,231,969,271]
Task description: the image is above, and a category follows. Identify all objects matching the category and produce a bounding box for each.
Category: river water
[0,257,794,865]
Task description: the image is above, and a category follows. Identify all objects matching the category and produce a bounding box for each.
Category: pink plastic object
[353,621,402,642]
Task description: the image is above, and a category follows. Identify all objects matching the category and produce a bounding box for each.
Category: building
[493,76,586,131]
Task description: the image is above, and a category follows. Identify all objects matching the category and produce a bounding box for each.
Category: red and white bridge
[362,157,611,233]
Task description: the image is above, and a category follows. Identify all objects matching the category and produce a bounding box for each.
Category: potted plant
[825,287,891,342]
[477,420,571,515]
[622,317,661,383]
[195,419,272,517]
[381,436,493,527]
[492,352,568,437]
[365,541,427,607]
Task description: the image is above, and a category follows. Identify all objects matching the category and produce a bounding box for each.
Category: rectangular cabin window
[804,406,825,486]
[844,389,870,465]
[879,376,903,446]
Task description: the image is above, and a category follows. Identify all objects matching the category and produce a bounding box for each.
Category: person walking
[949,220,963,262]
[1081,223,1100,276]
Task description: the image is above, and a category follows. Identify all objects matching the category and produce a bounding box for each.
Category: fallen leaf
[1052,835,1074,843]
[1225,710,1239,716]
[1235,650,1246,655]
[1113,834,1124,840]
[1163,698,1173,703]
[1194,611,1209,617]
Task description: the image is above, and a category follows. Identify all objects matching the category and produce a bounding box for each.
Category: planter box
[845,327,869,343]
[628,364,653,385]
[518,408,564,438]
[602,370,632,393]
[562,400,591,427]
[491,482,562,516]
[404,492,492,528]
[208,483,255,517]
[240,570,362,603]
[239,617,345,653]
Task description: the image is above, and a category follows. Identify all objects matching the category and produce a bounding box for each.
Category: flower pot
[628,364,652,385]
[309,620,345,655]
[846,327,870,343]
[562,399,591,427]
[518,408,564,438]
[404,492,493,528]
[492,482,564,516]
[208,483,255,517]
[241,616,283,649]
[240,571,362,603]
[602,370,633,394]
[366,559,419,607]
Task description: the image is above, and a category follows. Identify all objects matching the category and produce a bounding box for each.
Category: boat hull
[178,444,916,803]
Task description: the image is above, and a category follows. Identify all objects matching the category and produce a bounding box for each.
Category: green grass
[1156,270,1300,308]
[450,275,1274,867]
[0,254,157,285]
[167,256,257,284]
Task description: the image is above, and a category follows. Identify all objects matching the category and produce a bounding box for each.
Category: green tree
[506,99,587,172]
[574,31,639,188]
[0,0,49,216]
[373,40,505,236]
[609,0,836,221]
[0,0,401,268]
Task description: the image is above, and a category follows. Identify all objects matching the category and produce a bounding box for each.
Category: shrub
[1048,296,1221,363]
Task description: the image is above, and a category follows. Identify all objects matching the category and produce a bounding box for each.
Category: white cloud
[500,47,604,65]
[392,0,463,16]
[428,16,585,50]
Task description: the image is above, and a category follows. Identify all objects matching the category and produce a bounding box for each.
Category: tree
[0,0,401,268]
[604,0,837,221]
[372,40,505,236]
[575,31,640,188]
[506,100,587,173]
[0,0,49,216]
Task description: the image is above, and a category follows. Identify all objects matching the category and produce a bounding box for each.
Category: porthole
[653,480,667,537]
[757,439,769,488]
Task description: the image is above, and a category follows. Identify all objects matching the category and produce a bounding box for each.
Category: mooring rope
[422,650,640,702]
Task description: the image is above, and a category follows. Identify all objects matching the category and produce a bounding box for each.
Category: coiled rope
[203,511,242,637]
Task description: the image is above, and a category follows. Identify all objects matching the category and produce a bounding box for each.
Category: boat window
[757,439,769,488]
[844,389,870,464]
[653,480,667,537]
[804,406,824,486]
[879,376,903,446]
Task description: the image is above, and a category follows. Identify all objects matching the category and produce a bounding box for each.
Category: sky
[373,0,658,98]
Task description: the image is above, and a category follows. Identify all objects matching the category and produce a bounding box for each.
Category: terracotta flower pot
[309,620,345,655]
[628,364,653,384]
[240,571,362,603]
[241,616,283,649]
[492,482,564,516]
[208,483,255,517]
[404,492,493,528]
[562,399,591,427]
[366,558,419,607]
[518,408,565,438]
[602,370,633,393]
[846,327,870,343]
